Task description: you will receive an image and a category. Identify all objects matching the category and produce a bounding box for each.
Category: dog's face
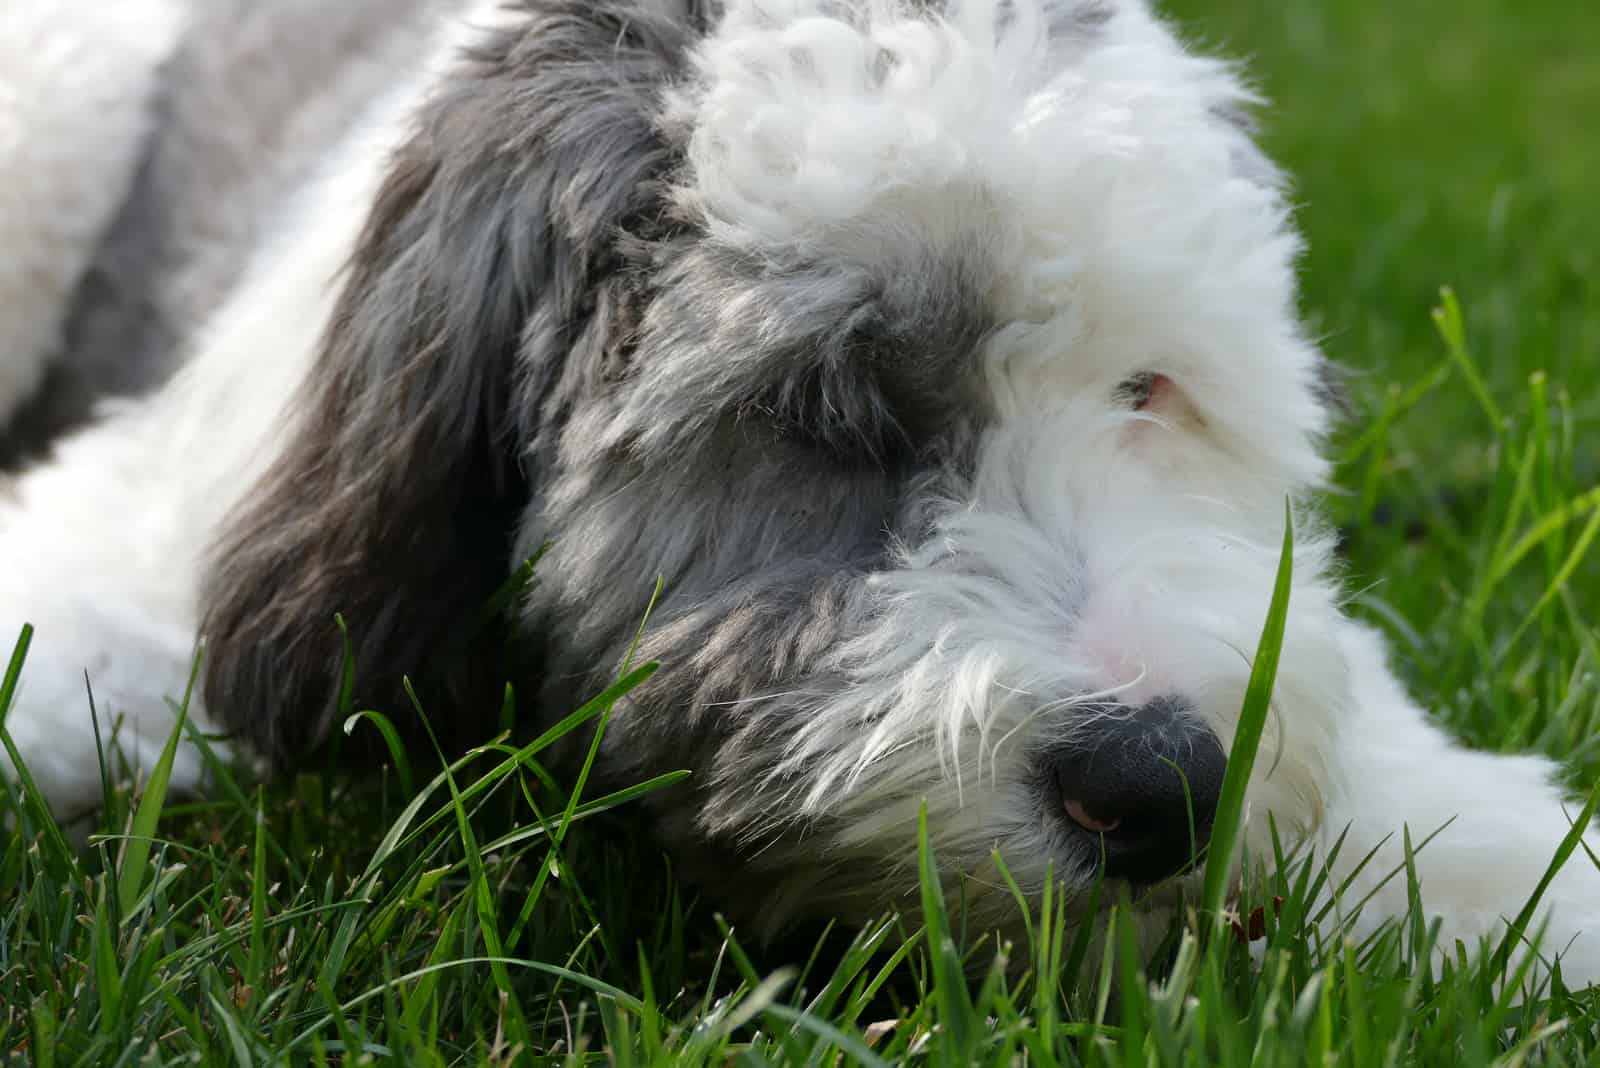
[207,0,1355,933]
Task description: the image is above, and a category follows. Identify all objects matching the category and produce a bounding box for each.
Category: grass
[4,0,1600,1063]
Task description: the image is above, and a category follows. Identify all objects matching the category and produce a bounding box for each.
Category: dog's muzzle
[1041,697,1227,884]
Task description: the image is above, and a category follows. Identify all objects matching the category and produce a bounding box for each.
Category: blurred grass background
[1167,0,1600,407]
[1165,0,1600,765]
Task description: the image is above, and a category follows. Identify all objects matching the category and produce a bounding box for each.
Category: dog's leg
[0,75,418,816]
[1312,622,1600,987]
[0,265,332,814]
[0,483,213,820]
[0,0,188,429]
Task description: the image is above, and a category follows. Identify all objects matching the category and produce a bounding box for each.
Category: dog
[3,0,1597,983]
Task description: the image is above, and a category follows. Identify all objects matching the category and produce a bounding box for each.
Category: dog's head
[205,0,1353,932]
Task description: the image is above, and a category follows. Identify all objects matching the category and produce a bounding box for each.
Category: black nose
[1043,697,1227,884]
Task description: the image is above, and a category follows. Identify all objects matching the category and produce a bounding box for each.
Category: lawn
[4,1,1600,1063]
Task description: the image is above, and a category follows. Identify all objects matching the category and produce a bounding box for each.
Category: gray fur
[197,0,1168,926]
[943,0,1118,36]
[1040,0,1116,36]
[0,0,451,467]
[202,0,715,758]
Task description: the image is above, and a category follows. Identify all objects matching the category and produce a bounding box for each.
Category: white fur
[675,0,1600,979]
[0,0,500,811]
[2,0,1596,987]
[0,0,189,426]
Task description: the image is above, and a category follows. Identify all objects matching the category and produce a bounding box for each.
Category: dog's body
[3,0,1597,982]
[0,0,187,434]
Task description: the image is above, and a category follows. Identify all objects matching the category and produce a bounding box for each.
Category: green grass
[4,1,1600,1062]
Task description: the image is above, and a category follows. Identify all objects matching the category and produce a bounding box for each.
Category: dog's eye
[1116,372,1167,411]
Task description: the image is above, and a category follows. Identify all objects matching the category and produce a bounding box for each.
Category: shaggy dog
[3,0,1597,982]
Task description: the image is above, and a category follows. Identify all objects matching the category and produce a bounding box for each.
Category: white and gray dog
[2,0,1597,980]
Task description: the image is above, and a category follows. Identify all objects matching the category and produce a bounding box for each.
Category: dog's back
[0,0,454,466]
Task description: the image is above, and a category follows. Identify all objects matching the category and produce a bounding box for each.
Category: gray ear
[200,2,696,760]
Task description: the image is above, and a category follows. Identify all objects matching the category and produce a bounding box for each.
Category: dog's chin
[689,825,1210,954]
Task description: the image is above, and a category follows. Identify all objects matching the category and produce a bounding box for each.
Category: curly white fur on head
[660,0,1342,913]
[673,0,1329,479]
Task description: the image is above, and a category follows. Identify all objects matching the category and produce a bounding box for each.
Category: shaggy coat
[2,0,1597,981]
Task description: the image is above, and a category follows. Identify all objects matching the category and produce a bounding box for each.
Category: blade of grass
[1432,286,1503,430]
[0,625,77,877]
[1489,779,1600,974]
[246,787,269,1010]
[916,800,975,1060]
[1201,500,1294,923]
[332,614,356,730]
[762,1002,893,1068]
[1501,501,1600,654]
[92,888,123,1034]
[470,545,548,636]
[116,645,202,910]
[401,678,529,1050]
[294,954,646,1054]
[341,709,414,797]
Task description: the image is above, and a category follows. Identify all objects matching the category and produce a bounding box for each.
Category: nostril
[1044,697,1228,883]
[1063,797,1123,834]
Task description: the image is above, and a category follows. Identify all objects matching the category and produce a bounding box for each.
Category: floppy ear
[201,3,696,760]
